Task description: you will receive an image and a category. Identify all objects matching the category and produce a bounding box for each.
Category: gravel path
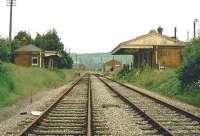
[0,81,76,136]
[91,76,143,136]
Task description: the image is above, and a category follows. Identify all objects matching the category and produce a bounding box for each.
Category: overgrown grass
[0,63,78,108]
[114,68,200,107]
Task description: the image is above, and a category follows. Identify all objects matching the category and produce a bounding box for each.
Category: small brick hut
[14,44,60,70]
[103,59,122,72]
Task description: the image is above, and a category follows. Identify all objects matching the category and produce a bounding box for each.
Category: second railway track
[96,74,200,136]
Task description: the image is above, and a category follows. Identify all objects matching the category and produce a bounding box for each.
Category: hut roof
[104,59,122,66]
[14,44,42,52]
[112,30,185,55]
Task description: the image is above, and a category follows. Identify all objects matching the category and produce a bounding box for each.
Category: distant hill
[70,53,132,70]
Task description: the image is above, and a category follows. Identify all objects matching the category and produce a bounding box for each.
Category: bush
[0,64,15,106]
[178,39,200,87]
[0,39,11,62]
[54,51,73,69]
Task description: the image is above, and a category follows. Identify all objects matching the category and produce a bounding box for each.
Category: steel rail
[102,75,200,123]
[17,74,87,136]
[87,74,93,136]
[96,75,173,136]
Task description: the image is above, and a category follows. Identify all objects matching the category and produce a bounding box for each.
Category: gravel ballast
[91,76,143,136]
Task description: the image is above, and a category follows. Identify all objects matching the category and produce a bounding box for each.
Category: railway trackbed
[17,74,93,136]
[96,74,200,136]
[14,73,200,136]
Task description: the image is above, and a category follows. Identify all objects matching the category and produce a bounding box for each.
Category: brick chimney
[157,26,163,35]
[174,27,177,39]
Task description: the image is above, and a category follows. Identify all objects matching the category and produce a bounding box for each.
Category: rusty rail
[87,74,93,136]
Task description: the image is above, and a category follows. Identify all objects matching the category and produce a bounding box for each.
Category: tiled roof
[14,44,42,52]
[112,30,185,54]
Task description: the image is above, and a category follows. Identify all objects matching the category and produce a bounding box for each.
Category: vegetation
[13,31,33,50]
[0,39,11,62]
[0,63,78,108]
[34,30,64,51]
[178,39,200,87]
[115,68,200,107]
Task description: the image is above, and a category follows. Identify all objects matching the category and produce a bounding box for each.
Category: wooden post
[39,52,42,68]
[52,59,54,70]
[155,46,158,69]
[138,53,140,68]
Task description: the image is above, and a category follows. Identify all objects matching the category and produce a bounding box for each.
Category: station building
[103,59,122,72]
[79,64,87,71]
[112,27,186,69]
[14,44,60,70]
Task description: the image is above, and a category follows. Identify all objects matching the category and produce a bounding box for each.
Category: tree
[0,38,11,62]
[13,31,33,50]
[178,38,200,87]
[54,51,73,69]
[34,29,72,69]
[34,29,64,51]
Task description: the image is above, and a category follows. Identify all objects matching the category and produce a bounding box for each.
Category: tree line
[0,29,73,69]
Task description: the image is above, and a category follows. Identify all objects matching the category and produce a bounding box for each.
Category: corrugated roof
[14,44,42,52]
[112,30,185,54]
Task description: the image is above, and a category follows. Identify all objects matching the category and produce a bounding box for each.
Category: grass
[0,63,78,108]
[114,68,200,107]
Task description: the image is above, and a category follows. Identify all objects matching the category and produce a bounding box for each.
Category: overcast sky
[0,0,199,53]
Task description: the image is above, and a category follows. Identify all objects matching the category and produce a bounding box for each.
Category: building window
[32,56,38,65]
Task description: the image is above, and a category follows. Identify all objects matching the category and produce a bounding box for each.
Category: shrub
[0,39,11,62]
[178,39,200,87]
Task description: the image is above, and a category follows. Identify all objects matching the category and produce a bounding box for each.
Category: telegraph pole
[7,0,16,51]
[7,0,16,42]
[194,19,198,39]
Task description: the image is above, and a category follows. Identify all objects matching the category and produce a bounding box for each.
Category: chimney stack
[174,27,177,39]
[157,26,163,35]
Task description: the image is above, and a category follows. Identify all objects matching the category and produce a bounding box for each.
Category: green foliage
[34,29,64,51]
[0,64,15,107]
[0,63,78,107]
[0,39,11,62]
[178,39,200,87]
[13,31,33,49]
[54,51,73,69]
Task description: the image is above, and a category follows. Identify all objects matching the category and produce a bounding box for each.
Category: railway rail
[96,74,200,136]
[17,74,93,136]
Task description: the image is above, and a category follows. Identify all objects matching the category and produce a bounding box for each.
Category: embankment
[0,63,78,108]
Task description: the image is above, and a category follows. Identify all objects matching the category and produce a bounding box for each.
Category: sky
[0,0,200,53]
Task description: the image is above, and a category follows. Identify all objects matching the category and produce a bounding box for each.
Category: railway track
[17,74,93,136]
[96,75,200,136]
